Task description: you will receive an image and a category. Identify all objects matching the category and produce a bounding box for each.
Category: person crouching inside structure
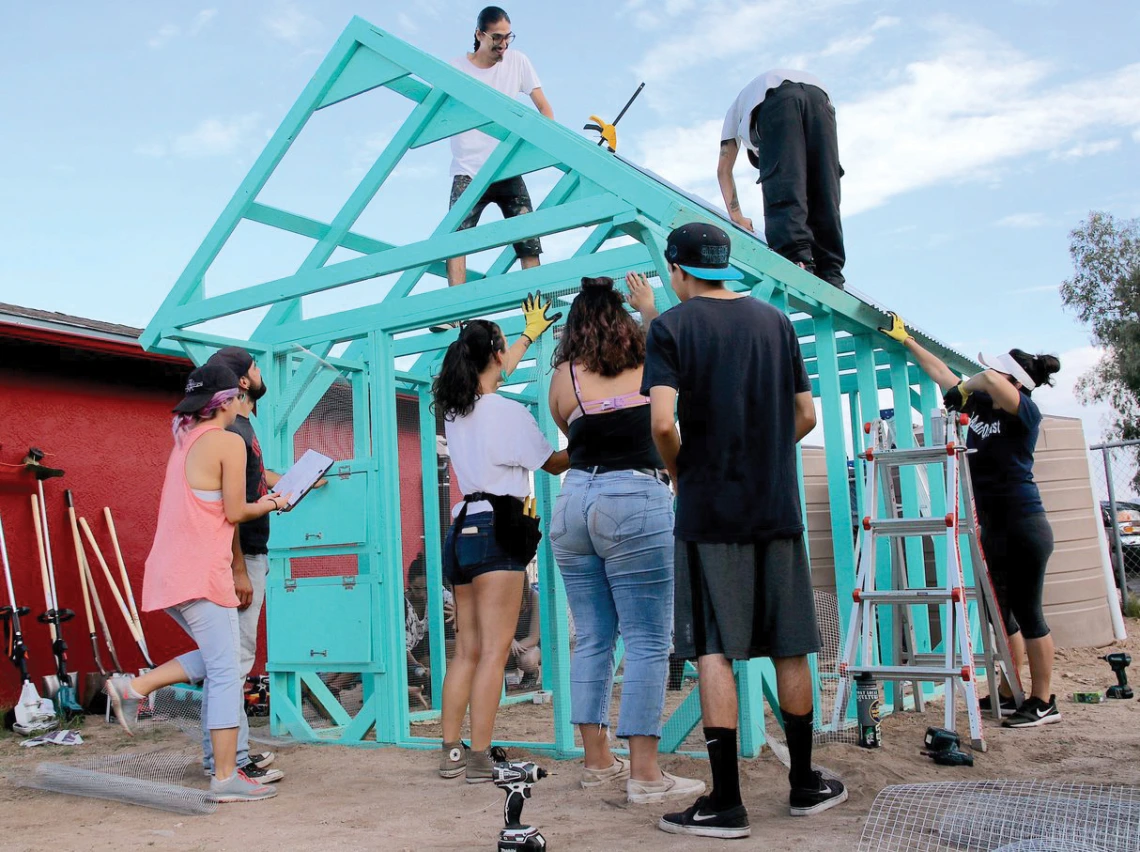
[102,364,286,803]
[431,296,568,783]
[547,275,704,804]
[881,313,1062,728]
[644,223,848,839]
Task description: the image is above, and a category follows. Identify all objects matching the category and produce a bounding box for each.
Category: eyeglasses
[481,31,515,45]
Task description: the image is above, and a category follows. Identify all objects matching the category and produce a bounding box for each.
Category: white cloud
[633,0,859,85]
[171,114,262,158]
[134,142,168,158]
[634,22,1140,220]
[1051,138,1122,160]
[997,212,1049,228]
[396,12,418,33]
[189,9,218,36]
[264,3,321,44]
[1009,283,1059,294]
[147,24,179,50]
[871,15,900,31]
[1033,345,1115,442]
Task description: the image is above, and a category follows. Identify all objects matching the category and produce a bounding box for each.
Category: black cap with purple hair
[173,364,239,413]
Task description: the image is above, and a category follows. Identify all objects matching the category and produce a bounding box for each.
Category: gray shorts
[449,175,542,259]
[673,536,821,661]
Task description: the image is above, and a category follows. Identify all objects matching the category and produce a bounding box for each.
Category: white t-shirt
[444,393,554,517]
[721,69,829,158]
[449,50,542,179]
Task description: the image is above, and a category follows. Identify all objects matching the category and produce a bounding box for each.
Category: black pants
[752,82,845,288]
[979,511,1054,640]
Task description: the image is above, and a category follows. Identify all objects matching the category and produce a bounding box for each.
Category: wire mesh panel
[1089,440,1140,595]
[858,781,1140,852]
[285,345,356,463]
[813,589,858,744]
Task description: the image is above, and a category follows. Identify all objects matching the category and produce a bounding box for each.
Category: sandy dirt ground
[2,624,1140,852]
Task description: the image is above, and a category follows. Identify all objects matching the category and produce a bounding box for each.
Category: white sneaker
[628,770,707,804]
[580,757,630,789]
[210,769,278,803]
[103,675,141,736]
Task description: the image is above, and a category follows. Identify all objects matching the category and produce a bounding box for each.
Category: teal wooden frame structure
[141,17,982,757]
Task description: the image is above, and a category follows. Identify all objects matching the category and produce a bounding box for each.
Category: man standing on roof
[434,6,555,332]
[718,71,845,290]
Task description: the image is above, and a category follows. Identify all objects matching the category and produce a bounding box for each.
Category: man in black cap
[718,70,845,289]
[204,347,281,783]
[642,223,847,839]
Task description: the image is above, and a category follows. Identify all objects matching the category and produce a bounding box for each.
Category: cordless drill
[1103,653,1133,699]
[493,761,548,851]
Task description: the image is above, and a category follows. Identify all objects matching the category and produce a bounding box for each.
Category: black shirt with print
[227,415,271,555]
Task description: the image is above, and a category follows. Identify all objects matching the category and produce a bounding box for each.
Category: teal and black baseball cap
[665,222,743,281]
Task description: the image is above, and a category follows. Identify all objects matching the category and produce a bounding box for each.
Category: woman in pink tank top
[102,364,285,804]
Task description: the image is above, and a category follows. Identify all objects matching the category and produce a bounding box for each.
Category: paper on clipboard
[274,449,334,513]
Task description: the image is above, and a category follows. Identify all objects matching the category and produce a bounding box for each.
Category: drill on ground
[1102,652,1133,699]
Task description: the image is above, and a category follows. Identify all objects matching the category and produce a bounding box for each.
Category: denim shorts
[443,511,527,586]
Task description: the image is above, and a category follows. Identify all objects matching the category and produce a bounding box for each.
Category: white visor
[977,352,1035,390]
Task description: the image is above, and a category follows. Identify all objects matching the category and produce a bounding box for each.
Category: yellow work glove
[521,291,562,343]
[878,311,912,343]
[942,382,971,412]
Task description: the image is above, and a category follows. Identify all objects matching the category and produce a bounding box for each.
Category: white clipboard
[273,449,334,513]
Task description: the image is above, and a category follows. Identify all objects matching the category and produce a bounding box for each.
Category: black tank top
[566,363,663,471]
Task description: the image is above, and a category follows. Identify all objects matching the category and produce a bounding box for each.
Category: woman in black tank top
[547,276,704,804]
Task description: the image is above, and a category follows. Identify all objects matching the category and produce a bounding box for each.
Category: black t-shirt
[641,295,811,543]
[965,389,1044,521]
[227,415,270,555]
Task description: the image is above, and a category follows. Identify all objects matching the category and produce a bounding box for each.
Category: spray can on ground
[855,673,882,748]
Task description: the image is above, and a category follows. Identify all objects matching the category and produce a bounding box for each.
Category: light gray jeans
[197,553,269,771]
[166,599,245,770]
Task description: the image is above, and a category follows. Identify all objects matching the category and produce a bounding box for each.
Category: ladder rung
[867,517,954,536]
[856,590,960,605]
[866,446,955,466]
[910,653,991,668]
[843,665,971,680]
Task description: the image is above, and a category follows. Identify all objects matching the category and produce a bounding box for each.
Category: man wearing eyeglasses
[435,6,554,331]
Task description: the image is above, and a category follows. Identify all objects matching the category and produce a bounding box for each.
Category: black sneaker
[789,771,848,817]
[1003,695,1061,728]
[978,694,1018,715]
[248,751,275,769]
[658,795,751,839]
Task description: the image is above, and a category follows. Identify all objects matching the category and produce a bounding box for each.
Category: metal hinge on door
[342,576,356,590]
[284,578,297,592]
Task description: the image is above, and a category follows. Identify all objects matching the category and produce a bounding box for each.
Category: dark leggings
[979,511,1054,640]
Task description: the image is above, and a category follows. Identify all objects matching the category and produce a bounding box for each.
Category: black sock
[783,708,817,790]
[703,726,741,810]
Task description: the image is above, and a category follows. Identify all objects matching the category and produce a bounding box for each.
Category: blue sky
[2,1,1138,438]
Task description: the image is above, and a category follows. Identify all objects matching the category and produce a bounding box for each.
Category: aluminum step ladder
[830,412,1024,751]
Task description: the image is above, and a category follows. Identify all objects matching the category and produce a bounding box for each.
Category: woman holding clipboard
[102,364,287,803]
[432,295,568,783]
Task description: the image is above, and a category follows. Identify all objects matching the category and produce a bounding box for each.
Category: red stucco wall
[0,341,192,707]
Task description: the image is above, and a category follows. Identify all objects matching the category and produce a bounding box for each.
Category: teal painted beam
[813,313,857,641]
[381,134,524,304]
[169,194,634,331]
[271,243,651,347]
[140,25,362,350]
[418,390,447,709]
[243,203,484,283]
[256,89,450,335]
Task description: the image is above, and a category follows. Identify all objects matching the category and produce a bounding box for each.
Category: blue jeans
[164,599,249,771]
[550,469,674,738]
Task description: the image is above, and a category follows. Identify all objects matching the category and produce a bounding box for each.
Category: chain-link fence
[1089,439,1140,599]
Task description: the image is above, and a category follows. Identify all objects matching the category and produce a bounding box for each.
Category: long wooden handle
[103,508,144,638]
[29,495,57,642]
[78,517,142,645]
[67,503,96,635]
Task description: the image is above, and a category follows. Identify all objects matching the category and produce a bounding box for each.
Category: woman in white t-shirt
[431,306,567,783]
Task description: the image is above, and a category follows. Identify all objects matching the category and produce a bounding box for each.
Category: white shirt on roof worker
[449,50,542,179]
[721,69,829,155]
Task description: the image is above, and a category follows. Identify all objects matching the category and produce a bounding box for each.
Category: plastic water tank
[1033,415,1115,648]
